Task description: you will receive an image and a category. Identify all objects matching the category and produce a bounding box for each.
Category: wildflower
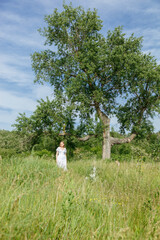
[85,166,97,181]
[89,166,96,180]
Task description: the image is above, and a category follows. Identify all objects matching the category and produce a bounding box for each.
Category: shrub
[32,149,53,158]
[111,144,132,155]
[0,148,17,158]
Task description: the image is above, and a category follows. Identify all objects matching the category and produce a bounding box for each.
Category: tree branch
[58,132,95,141]
[59,132,71,136]
[110,133,136,146]
[94,101,110,126]
[77,135,96,141]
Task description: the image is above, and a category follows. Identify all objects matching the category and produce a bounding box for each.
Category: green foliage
[32,149,53,158]
[0,130,23,151]
[61,190,76,221]
[112,143,132,155]
[133,120,154,139]
[0,148,17,159]
[12,97,67,135]
[32,134,57,152]
[1,125,159,163]
[0,130,34,157]
[110,127,124,138]
[12,96,77,156]
[110,132,160,162]
[90,146,102,158]
[65,136,76,158]
[135,133,160,161]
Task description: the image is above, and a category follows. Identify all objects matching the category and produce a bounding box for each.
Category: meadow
[0,154,160,240]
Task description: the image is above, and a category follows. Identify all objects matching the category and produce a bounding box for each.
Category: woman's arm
[56,151,58,163]
[65,149,67,163]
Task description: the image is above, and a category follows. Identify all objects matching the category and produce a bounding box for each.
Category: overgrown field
[0,156,160,239]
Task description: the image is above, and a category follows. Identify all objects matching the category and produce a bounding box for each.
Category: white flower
[89,166,96,180]
[85,166,97,181]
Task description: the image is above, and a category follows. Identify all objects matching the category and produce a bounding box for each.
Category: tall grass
[0,156,160,239]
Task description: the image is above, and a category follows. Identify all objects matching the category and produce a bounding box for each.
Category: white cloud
[34,0,64,13]
[0,28,45,49]
[0,62,33,85]
[0,7,46,50]
[152,116,160,133]
[0,90,37,111]
[65,0,152,13]
[145,7,160,14]
[0,54,30,67]
[0,108,33,131]
[0,109,19,125]
[0,85,55,131]
[0,11,25,23]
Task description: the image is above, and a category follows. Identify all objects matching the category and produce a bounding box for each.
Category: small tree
[31,3,160,159]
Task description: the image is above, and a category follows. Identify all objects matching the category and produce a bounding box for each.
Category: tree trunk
[95,104,111,159]
[102,118,111,159]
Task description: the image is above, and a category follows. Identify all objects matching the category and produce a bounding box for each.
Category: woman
[56,141,67,171]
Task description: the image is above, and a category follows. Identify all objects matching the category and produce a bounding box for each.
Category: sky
[0,0,160,132]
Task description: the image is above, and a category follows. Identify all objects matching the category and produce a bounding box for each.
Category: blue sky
[0,0,160,132]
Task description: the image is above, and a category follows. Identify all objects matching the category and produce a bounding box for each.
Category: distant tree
[31,3,160,159]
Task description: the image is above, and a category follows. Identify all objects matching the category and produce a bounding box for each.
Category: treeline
[0,128,159,162]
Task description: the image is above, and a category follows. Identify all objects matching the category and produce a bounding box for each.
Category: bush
[90,145,102,158]
[0,148,17,158]
[32,149,53,158]
[111,144,132,155]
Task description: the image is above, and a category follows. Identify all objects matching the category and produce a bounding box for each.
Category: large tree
[31,3,160,159]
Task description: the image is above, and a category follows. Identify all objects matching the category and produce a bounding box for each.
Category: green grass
[0,156,160,239]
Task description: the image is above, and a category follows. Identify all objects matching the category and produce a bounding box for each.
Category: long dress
[56,147,67,171]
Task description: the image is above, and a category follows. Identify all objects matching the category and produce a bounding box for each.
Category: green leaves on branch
[13,97,75,135]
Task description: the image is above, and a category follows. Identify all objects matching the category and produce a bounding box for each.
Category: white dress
[56,147,67,171]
